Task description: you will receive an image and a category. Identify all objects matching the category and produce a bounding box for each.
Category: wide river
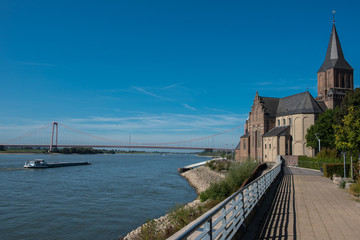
[0,153,209,240]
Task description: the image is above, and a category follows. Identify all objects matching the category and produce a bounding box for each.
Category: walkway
[242,166,360,240]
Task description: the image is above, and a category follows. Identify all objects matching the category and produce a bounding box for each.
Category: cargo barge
[24,159,91,168]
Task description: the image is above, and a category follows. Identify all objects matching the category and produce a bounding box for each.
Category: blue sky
[1,0,359,147]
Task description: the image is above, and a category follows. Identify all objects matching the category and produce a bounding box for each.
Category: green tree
[306,109,336,151]
[334,88,360,124]
[0,145,5,151]
[334,106,360,154]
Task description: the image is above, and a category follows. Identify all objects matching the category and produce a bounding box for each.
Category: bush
[316,148,339,159]
[200,161,258,202]
[350,183,360,197]
[323,163,350,178]
[205,160,231,172]
[205,160,216,170]
[138,219,162,240]
[298,155,342,170]
[339,181,346,189]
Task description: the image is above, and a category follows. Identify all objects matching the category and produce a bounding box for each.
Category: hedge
[298,156,341,170]
[323,163,350,178]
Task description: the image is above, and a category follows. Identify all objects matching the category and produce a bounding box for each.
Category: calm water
[0,154,207,240]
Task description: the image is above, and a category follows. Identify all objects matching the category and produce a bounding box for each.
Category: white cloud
[183,104,197,111]
[160,82,184,90]
[133,86,174,101]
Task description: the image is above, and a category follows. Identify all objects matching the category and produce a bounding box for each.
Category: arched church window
[278,120,280,126]
[289,118,292,125]
[283,119,286,125]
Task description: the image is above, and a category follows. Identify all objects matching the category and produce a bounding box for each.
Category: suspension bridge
[0,122,243,152]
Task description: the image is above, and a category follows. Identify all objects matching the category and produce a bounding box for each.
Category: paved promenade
[243,167,360,240]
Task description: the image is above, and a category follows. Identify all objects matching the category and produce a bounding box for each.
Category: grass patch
[138,200,220,239]
[200,160,259,202]
[350,183,360,197]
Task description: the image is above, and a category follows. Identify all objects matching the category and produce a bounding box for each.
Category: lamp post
[342,151,346,178]
[314,133,321,153]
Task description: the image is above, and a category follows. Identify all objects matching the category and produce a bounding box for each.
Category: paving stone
[241,166,360,240]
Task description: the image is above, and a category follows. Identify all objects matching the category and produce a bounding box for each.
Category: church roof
[258,91,324,117]
[318,23,353,72]
[260,97,280,117]
[263,126,290,137]
[315,100,328,112]
[276,91,324,116]
[240,132,249,138]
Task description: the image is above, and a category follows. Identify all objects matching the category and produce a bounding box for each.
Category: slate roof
[235,142,241,150]
[260,97,280,117]
[318,23,353,72]
[316,100,328,112]
[275,91,324,116]
[240,132,249,138]
[263,126,290,137]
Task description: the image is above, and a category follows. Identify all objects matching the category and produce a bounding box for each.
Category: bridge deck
[243,166,360,240]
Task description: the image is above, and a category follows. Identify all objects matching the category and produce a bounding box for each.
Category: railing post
[222,205,227,238]
[206,218,213,240]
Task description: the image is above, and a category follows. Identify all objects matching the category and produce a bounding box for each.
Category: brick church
[235,20,354,162]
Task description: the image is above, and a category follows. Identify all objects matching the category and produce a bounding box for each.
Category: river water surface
[0,154,207,240]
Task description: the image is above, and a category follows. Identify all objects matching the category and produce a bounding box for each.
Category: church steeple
[318,23,353,72]
[316,16,354,110]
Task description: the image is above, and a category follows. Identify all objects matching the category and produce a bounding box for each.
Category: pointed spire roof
[318,23,353,72]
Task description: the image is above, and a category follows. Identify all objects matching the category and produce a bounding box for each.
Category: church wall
[279,136,286,155]
[263,136,278,162]
[247,94,266,161]
[272,114,315,157]
[288,113,315,157]
[236,137,250,161]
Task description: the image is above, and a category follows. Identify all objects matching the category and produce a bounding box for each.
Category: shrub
[339,181,346,189]
[216,161,231,171]
[350,183,360,197]
[316,148,339,159]
[200,161,258,202]
[138,219,162,240]
[323,163,350,178]
[298,155,342,170]
[205,160,231,172]
[205,160,216,170]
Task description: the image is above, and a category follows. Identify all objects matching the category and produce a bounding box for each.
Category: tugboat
[24,159,48,168]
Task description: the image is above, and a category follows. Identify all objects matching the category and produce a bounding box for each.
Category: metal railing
[171,162,282,240]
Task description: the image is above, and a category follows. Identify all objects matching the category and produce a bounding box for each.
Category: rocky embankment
[181,166,225,194]
[122,166,225,240]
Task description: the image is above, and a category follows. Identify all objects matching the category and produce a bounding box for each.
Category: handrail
[170,162,282,240]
